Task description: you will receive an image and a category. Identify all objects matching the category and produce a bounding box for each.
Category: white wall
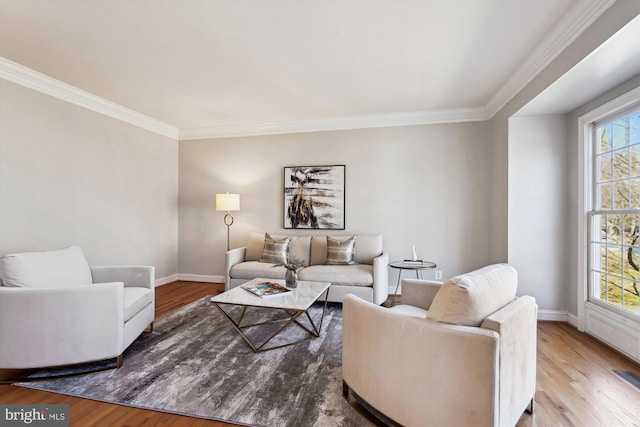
[178,122,490,284]
[0,80,179,281]
[508,116,568,310]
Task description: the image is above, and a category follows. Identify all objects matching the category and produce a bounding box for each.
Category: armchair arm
[0,283,125,369]
[400,278,443,310]
[371,252,389,305]
[90,265,154,289]
[343,294,499,427]
[481,296,538,427]
[225,247,247,291]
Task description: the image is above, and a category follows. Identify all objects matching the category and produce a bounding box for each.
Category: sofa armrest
[0,283,125,369]
[343,294,499,426]
[90,265,155,290]
[225,247,247,290]
[400,279,443,310]
[371,252,389,305]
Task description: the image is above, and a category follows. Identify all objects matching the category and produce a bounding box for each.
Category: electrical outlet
[434,270,443,280]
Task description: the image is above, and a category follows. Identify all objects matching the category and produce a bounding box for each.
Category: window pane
[631,179,640,208]
[631,144,640,178]
[600,123,612,152]
[622,280,639,314]
[623,214,639,246]
[612,148,629,180]
[631,110,640,145]
[599,152,612,181]
[613,181,629,209]
[613,117,629,149]
[606,276,623,308]
[599,183,612,210]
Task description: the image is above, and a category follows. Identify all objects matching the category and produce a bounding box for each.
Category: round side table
[389,260,437,295]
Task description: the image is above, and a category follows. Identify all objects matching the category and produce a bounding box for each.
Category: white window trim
[577,87,640,332]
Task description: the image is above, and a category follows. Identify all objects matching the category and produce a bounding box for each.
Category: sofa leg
[144,322,153,333]
[526,397,535,414]
[342,381,350,398]
[116,355,123,369]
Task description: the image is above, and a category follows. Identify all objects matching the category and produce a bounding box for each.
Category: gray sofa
[225,233,389,305]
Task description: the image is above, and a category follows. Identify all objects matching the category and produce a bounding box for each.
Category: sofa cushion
[260,233,291,264]
[123,287,153,322]
[230,261,287,280]
[0,246,93,288]
[354,235,383,264]
[245,232,267,261]
[289,236,311,265]
[327,236,357,265]
[246,233,311,265]
[428,263,517,327]
[299,264,373,286]
[310,236,328,265]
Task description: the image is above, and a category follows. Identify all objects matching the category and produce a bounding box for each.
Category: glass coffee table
[210,278,330,352]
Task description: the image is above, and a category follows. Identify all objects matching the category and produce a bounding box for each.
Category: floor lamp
[216,193,240,251]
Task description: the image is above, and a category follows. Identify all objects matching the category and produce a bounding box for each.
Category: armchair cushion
[123,287,154,321]
[428,263,517,327]
[0,246,92,288]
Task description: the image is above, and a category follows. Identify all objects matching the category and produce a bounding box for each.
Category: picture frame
[283,165,345,230]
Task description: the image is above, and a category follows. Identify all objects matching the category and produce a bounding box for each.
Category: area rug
[18,296,371,427]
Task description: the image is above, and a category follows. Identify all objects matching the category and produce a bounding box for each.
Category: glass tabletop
[389,260,437,270]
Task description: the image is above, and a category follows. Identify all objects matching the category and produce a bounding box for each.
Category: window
[589,106,640,316]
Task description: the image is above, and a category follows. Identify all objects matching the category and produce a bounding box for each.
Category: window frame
[586,102,640,321]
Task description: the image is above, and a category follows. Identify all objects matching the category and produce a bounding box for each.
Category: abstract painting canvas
[284,165,345,229]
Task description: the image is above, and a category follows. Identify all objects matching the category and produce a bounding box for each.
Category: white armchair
[0,246,154,378]
[342,264,537,427]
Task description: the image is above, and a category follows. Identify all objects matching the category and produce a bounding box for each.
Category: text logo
[1,405,69,426]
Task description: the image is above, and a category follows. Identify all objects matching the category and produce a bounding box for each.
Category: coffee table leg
[213,295,330,353]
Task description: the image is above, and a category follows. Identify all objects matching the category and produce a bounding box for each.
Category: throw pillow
[326,236,357,265]
[260,233,291,264]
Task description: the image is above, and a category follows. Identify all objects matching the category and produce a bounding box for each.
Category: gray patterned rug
[18,297,371,427]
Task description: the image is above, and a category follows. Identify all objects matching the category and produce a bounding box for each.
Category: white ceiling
[0,0,631,137]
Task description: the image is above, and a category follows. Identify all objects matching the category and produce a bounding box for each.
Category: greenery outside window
[589,106,640,316]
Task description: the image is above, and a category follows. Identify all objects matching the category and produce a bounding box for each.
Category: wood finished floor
[1,281,639,427]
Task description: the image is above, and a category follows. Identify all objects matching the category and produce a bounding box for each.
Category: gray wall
[178,123,490,283]
[508,116,569,311]
[0,80,179,281]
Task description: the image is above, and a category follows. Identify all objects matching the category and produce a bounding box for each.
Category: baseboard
[538,309,569,322]
[567,313,579,327]
[155,274,178,287]
[177,273,225,283]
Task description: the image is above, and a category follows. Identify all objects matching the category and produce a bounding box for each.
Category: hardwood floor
[1,281,639,426]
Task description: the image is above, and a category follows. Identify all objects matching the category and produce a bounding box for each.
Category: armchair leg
[144,322,153,333]
[116,355,123,369]
[343,381,350,398]
[526,397,535,414]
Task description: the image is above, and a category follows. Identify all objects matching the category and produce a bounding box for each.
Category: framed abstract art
[283,165,345,229]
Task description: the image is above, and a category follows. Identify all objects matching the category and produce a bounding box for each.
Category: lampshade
[216,193,240,211]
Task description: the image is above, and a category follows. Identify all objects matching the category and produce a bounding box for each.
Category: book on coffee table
[241,281,291,298]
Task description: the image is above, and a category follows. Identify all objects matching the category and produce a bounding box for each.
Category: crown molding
[179,107,488,140]
[485,0,616,118]
[0,57,179,140]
